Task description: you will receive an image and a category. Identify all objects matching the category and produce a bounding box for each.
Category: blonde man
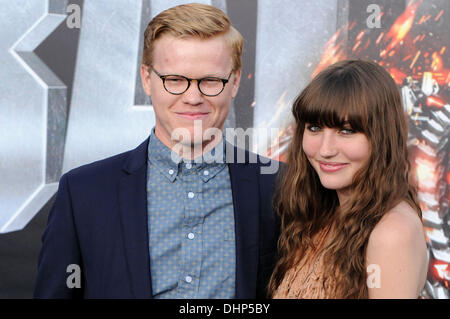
[34,3,280,299]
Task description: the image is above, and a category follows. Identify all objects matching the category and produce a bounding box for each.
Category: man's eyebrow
[200,73,228,78]
[169,73,226,78]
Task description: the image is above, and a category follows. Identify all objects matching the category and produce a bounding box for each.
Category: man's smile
[175,112,211,120]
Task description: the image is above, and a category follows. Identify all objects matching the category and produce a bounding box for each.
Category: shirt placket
[178,165,204,298]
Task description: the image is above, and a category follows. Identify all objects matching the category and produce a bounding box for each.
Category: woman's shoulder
[366,201,428,297]
[366,200,428,271]
[369,201,424,246]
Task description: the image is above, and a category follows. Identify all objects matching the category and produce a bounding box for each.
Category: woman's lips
[318,161,349,172]
[176,112,210,120]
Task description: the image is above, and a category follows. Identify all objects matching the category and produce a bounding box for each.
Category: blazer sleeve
[33,173,84,298]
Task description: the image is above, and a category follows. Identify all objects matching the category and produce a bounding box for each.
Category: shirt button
[185,163,192,169]
[188,192,195,199]
[185,276,192,283]
[168,169,174,175]
[187,232,195,240]
[203,170,209,176]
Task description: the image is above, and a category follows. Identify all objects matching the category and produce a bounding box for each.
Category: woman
[269,60,428,298]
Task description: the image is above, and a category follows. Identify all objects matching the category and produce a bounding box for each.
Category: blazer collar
[122,137,149,174]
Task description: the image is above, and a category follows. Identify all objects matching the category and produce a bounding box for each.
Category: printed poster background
[0,0,448,298]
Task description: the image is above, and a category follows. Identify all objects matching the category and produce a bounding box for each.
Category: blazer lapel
[228,152,260,298]
[118,138,153,298]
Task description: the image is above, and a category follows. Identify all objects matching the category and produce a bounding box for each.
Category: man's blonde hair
[142,3,243,71]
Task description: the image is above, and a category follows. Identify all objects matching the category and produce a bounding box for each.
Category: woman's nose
[318,130,338,158]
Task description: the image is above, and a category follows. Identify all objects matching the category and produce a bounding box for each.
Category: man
[34,3,279,299]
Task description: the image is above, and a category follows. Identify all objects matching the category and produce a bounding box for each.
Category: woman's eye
[340,128,356,135]
[307,124,321,132]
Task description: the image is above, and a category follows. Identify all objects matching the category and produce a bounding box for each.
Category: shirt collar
[147,128,227,183]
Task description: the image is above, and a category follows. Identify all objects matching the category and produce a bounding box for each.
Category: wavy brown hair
[268,60,421,298]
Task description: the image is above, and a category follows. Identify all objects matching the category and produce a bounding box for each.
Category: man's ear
[140,64,152,96]
[231,69,241,99]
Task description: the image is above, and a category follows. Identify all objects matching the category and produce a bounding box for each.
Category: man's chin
[171,125,222,144]
[174,137,212,147]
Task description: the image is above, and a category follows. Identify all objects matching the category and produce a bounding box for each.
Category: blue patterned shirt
[146,129,236,298]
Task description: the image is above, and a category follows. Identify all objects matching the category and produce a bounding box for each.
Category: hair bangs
[297,70,369,133]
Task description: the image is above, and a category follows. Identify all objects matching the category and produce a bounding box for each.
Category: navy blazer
[34,137,281,298]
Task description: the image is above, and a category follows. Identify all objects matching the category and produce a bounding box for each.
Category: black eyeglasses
[149,65,233,97]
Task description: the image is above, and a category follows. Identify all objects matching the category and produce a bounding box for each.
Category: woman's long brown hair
[268,60,421,298]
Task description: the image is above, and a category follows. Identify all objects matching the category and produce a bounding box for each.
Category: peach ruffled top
[273,225,336,299]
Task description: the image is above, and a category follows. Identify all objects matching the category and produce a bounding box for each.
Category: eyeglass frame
[148,65,233,97]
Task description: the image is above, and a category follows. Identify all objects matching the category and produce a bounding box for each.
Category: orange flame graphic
[383,0,422,55]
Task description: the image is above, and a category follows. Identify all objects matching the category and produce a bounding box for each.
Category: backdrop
[0,0,448,299]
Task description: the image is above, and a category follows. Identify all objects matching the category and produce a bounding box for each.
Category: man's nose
[319,130,338,158]
[181,80,204,105]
